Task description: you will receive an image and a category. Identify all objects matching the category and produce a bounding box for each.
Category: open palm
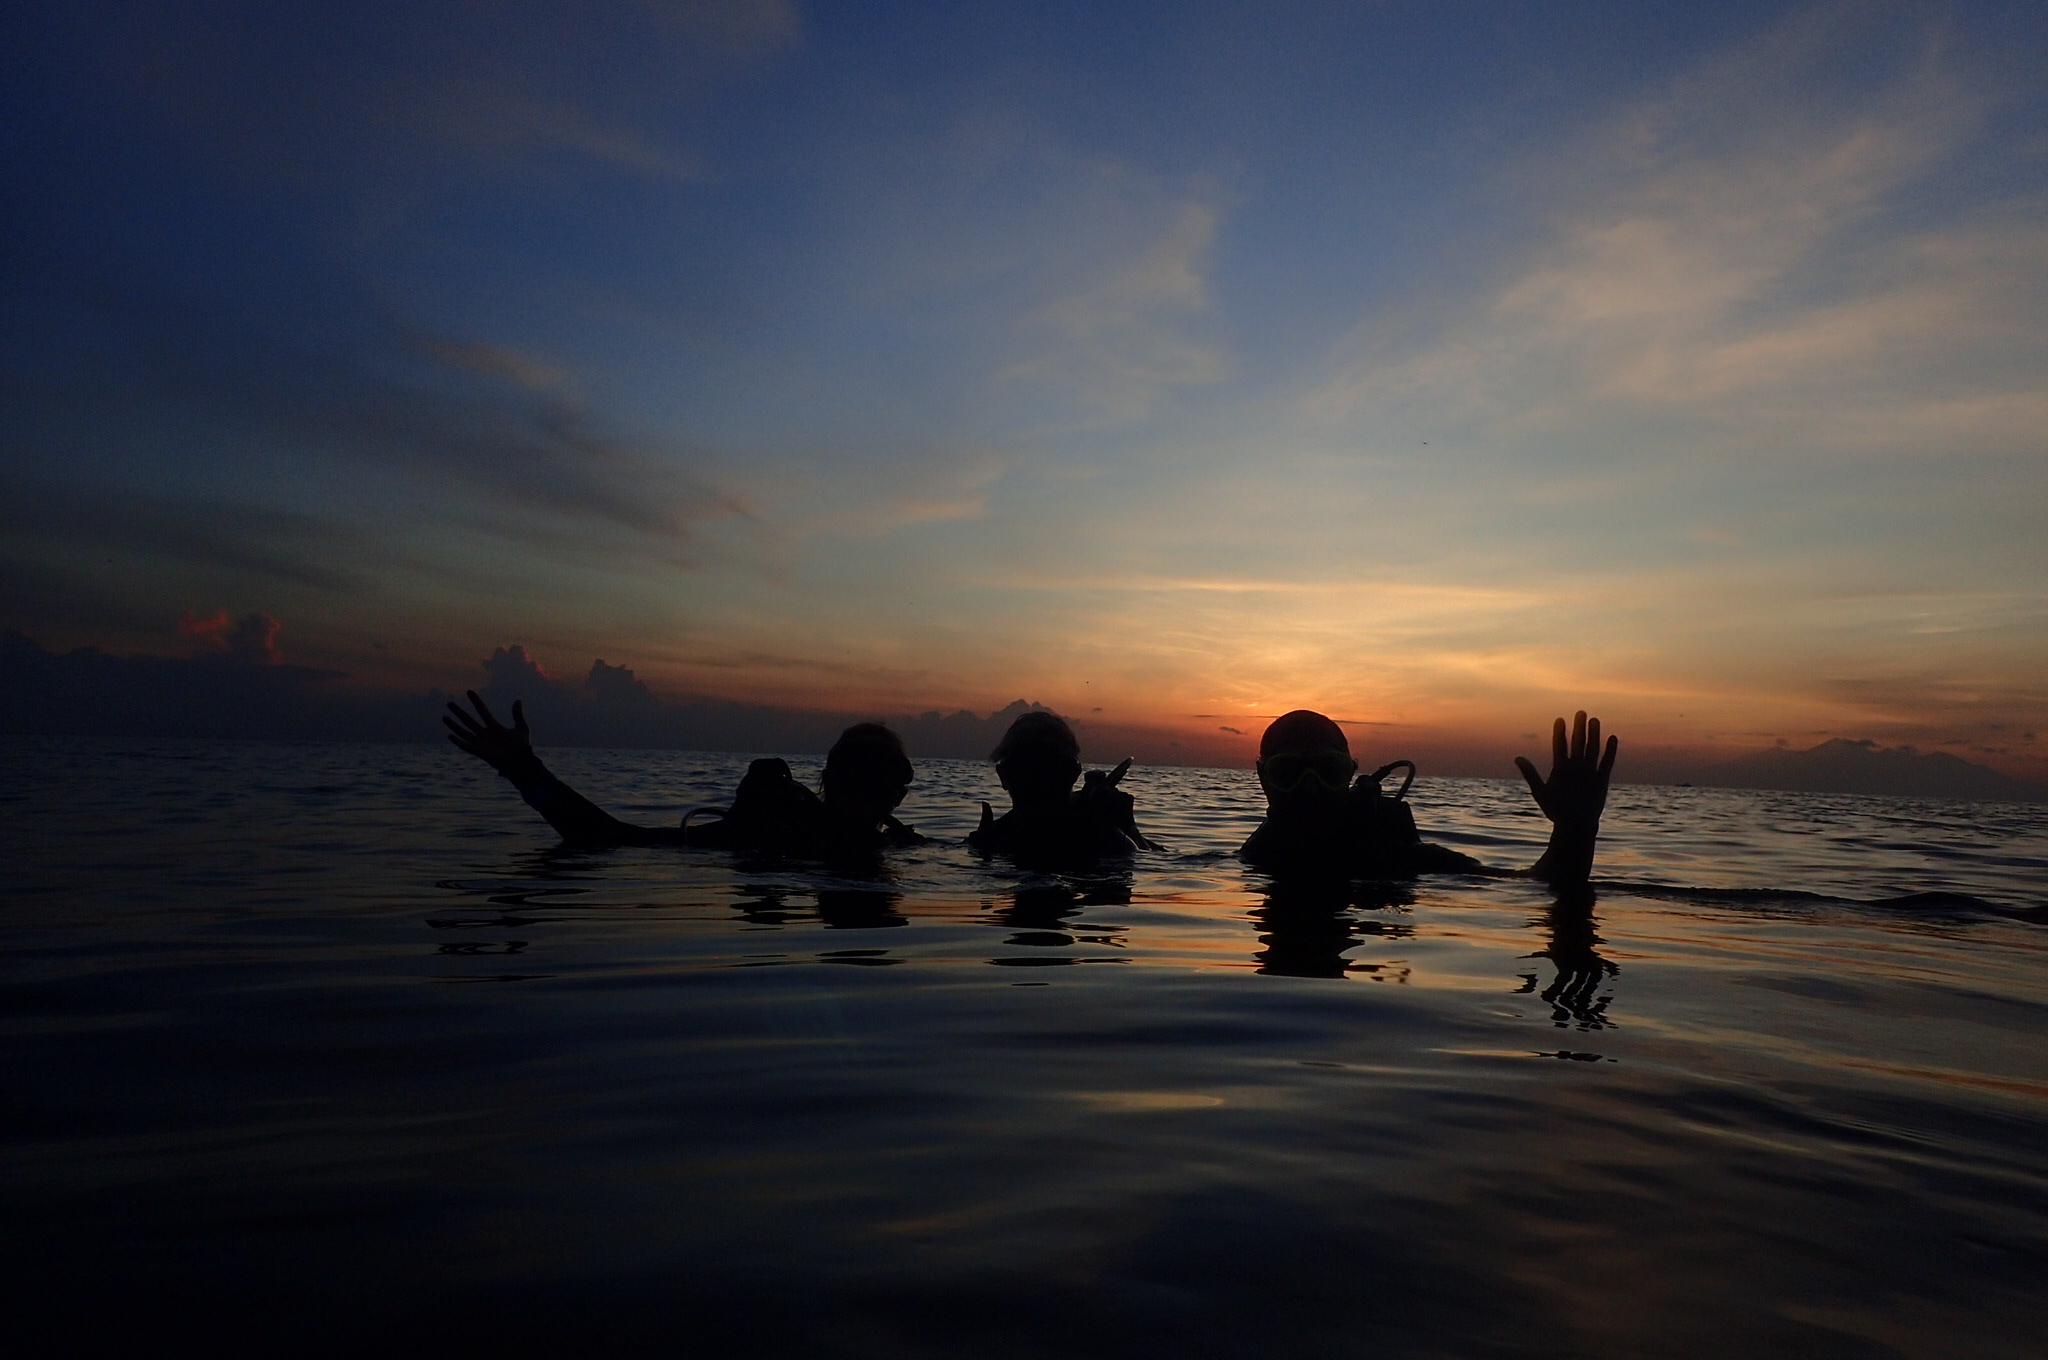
[442,691,540,779]
[1514,711,1618,828]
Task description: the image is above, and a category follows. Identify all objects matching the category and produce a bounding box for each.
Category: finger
[467,690,503,730]
[511,699,528,737]
[1585,716,1601,760]
[1599,734,1619,776]
[1571,711,1588,761]
[1109,757,1133,786]
[1514,755,1544,798]
[1551,717,1567,770]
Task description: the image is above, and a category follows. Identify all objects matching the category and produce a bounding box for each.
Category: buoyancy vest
[1349,760,1421,858]
[1240,759,1429,873]
[682,757,827,852]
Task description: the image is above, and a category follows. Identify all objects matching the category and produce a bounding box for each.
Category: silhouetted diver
[967,710,1161,858]
[1240,708,1618,884]
[444,691,926,853]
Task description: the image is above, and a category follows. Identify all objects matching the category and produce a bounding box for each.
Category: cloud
[74,0,800,195]
[1007,198,1230,422]
[481,643,557,692]
[1815,673,2048,748]
[6,286,748,560]
[0,628,369,742]
[788,104,1242,438]
[776,449,1005,538]
[1696,737,2044,800]
[0,478,372,591]
[179,610,281,665]
[415,336,571,394]
[1306,7,2038,472]
[1,624,1239,771]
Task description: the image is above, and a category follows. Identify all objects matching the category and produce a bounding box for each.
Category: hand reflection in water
[1251,876,1415,980]
[1518,886,1618,1030]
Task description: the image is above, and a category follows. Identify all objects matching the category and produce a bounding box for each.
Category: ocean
[4,736,2047,1357]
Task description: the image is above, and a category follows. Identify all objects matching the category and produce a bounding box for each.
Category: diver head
[1256,709,1358,815]
[991,710,1082,808]
[821,722,914,827]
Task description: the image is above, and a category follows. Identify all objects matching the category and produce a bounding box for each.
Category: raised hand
[442,690,542,780]
[1514,711,1619,831]
[1078,758,1161,851]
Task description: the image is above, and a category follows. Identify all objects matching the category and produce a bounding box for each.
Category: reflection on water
[818,887,908,930]
[1520,888,1618,1031]
[996,874,1132,948]
[4,737,2048,1357]
[1251,875,1416,979]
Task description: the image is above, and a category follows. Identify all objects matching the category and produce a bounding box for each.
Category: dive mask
[1260,750,1358,794]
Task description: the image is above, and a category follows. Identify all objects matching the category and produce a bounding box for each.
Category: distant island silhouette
[4,629,2042,800]
[1691,738,2046,802]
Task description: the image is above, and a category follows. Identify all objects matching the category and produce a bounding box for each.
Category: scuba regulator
[1352,759,1421,849]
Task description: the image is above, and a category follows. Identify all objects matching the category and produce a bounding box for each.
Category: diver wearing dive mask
[1239,707,1618,885]
[1258,747,1361,797]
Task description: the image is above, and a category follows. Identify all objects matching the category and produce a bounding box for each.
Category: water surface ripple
[4,738,2046,1357]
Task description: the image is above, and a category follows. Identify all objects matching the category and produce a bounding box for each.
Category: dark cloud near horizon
[0,264,749,676]
[0,629,363,743]
[1695,738,2046,801]
[6,629,2040,800]
[0,630,1063,762]
[180,610,282,665]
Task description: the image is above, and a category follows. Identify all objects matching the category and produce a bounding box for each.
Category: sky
[5,0,2046,775]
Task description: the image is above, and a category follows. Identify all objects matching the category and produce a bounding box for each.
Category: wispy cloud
[8,1,2042,768]
[0,478,371,591]
[12,285,748,552]
[805,450,1006,537]
[413,335,571,395]
[79,0,800,198]
[1007,198,1230,423]
[1307,9,2037,471]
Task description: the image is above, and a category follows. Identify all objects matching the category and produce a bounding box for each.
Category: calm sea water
[4,736,2047,1358]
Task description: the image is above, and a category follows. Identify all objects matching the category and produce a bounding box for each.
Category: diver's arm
[443,691,685,847]
[1512,712,1618,886]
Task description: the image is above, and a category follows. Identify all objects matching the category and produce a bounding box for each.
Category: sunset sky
[6,0,2046,772]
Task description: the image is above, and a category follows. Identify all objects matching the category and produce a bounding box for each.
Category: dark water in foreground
[4,737,2047,1358]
